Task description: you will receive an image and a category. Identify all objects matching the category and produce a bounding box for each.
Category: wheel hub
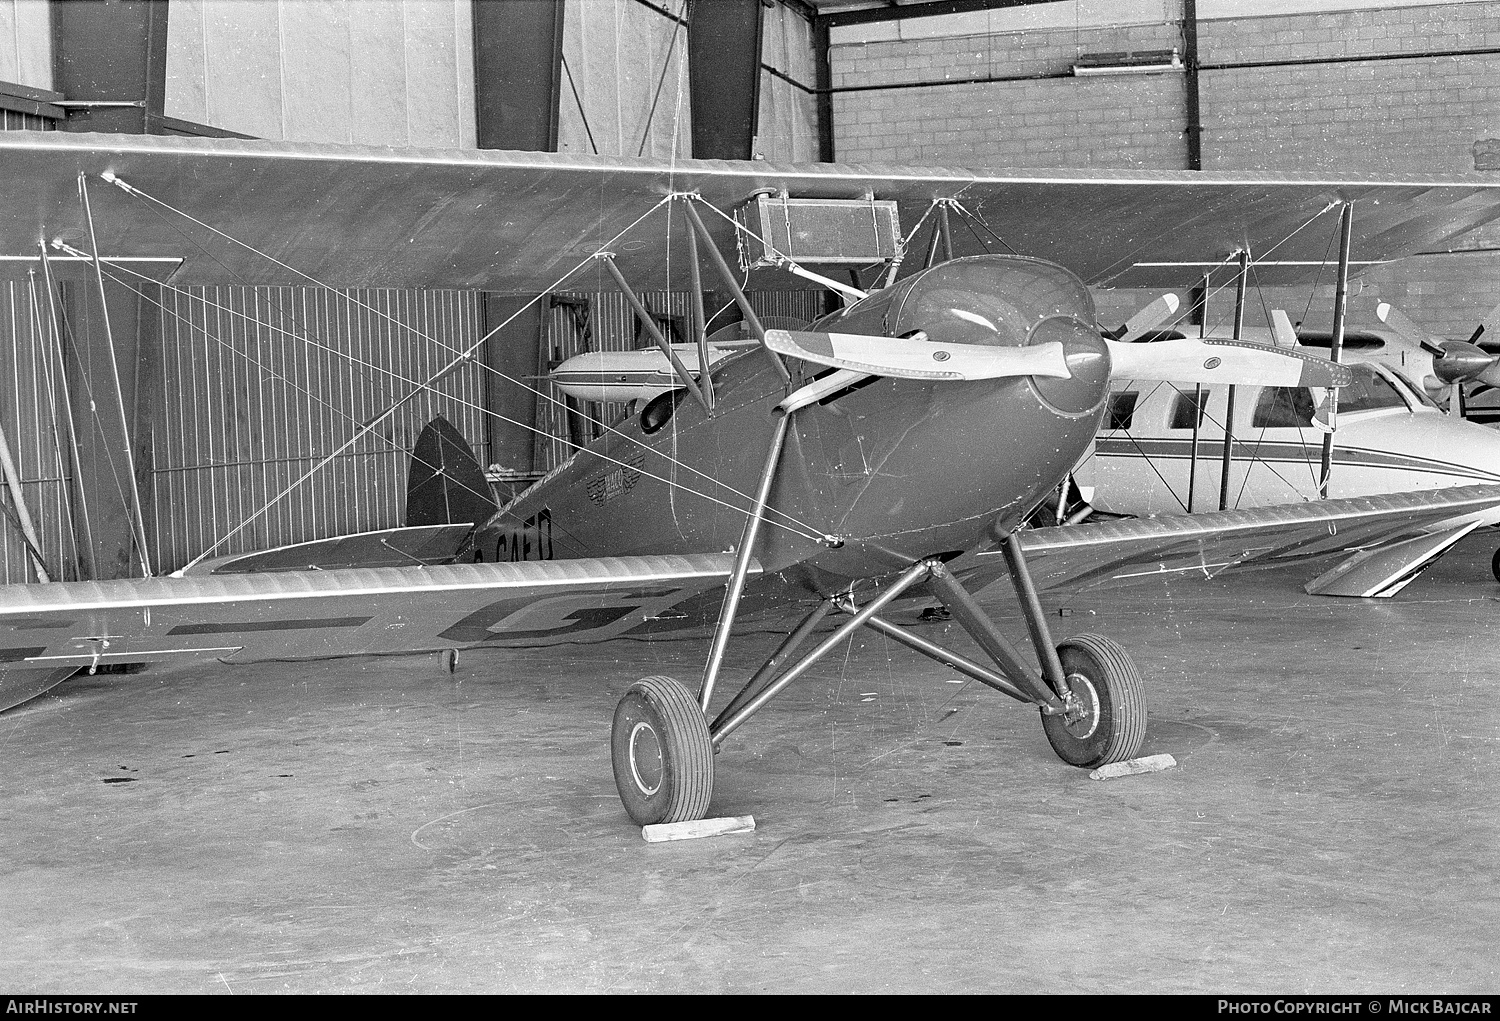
[1060,672,1101,739]
[628,721,664,795]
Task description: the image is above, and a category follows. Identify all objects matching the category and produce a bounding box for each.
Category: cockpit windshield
[1339,364,1412,413]
[1384,367,1441,410]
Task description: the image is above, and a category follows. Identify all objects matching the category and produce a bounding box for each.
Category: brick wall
[829,1,1500,339]
[833,19,1187,168]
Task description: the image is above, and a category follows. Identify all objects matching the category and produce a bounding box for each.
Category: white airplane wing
[981,485,1500,593]
[3,133,1500,290]
[0,553,756,711]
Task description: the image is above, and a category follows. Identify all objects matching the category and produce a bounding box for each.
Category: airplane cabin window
[1252,386,1317,428]
[1169,391,1207,429]
[1339,365,1409,413]
[1106,392,1139,430]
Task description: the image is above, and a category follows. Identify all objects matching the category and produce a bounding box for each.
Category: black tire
[1491,547,1500,584]
[1040,634,1146,768]
[611,676,714,826]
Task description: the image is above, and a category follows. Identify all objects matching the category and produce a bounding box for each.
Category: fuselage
[464,256,1112,594]
[1093,361,1500,527]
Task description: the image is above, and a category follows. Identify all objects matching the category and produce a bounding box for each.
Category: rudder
[406,416,497,526]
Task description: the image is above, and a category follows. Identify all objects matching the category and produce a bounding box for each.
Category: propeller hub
[1434,341,1499,384]
[1027,316,1110,415]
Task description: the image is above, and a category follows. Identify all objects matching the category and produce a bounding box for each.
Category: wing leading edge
[994,485,1500,593]
[2,133,1499,290]
[0,553,756,711]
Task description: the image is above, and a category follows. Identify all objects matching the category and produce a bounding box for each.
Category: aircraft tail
[406,416,497,526]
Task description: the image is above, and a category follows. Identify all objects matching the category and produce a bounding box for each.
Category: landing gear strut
[606,537,1148,825]
[607,377,1146,825]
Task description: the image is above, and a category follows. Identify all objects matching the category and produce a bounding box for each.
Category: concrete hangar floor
[1,533,1496,995]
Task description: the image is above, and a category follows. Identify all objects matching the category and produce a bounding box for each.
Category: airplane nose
[1027,317,1110,415]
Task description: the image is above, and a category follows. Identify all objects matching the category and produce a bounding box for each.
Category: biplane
[2,132,1500,827]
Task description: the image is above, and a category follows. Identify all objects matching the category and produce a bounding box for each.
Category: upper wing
[972,485,1500,593]
[2,133,1499,290]
[0,552,753,711]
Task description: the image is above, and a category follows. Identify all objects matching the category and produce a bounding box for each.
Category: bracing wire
[71,211,827,571]
[101,179,828,539]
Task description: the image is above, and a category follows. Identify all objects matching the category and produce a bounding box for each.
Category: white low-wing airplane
[2,133,1500,826]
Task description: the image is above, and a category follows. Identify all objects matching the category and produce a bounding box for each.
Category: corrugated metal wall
[0,276,825,581]
[150,285,488,572]
[0,278,76,584]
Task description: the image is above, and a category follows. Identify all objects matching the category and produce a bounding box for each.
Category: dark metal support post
[1319,201,1355,498]
[685,221,716,412]
[599,256,711,413]
[924,562,1063,710]
[1183,0,1203,171]
[711,596,836,729]
[682,199,791,385]
[699,412,792,711]
[1000,533,1066,695]
[50,0,168,135]
[1218,249,1249,511]
[711,559,936,745]
[938,200,954,262]
[472,0,564,151]
[812,15,835,162]
[687,0,764,160]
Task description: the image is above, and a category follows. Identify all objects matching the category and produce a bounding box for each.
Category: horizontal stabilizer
[1303,522,1479,598]
[764,329,1069,381]
[1106,336,1352,387]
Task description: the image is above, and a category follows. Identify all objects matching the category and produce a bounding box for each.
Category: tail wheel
[1041,634,1146,768]
[611,676,714,826]
[1491,547,1500,583]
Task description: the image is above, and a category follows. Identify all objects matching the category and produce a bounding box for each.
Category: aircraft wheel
[1041,634,1146,768]
[611,675,714,826]
[1491,547,1500,583]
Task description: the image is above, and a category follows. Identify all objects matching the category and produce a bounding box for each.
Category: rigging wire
[102,179,827,539]
[75,224,826,571]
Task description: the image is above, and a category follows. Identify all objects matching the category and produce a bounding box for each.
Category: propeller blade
[1375,301,1444,355]
[1469,299,1500,348]
[763,329,1070,381]
[1114,292,1181,343]
[1269,309,1299,349]
[1106,337,1352,388]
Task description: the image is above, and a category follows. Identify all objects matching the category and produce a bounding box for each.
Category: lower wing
[980,485,1500,593]
[0,553,754,711]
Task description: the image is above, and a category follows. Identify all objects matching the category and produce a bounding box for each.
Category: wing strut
[1218,248,1250,510]
[597,254,713,414]
[679,197,792,387]
[1318,201,1356,498]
